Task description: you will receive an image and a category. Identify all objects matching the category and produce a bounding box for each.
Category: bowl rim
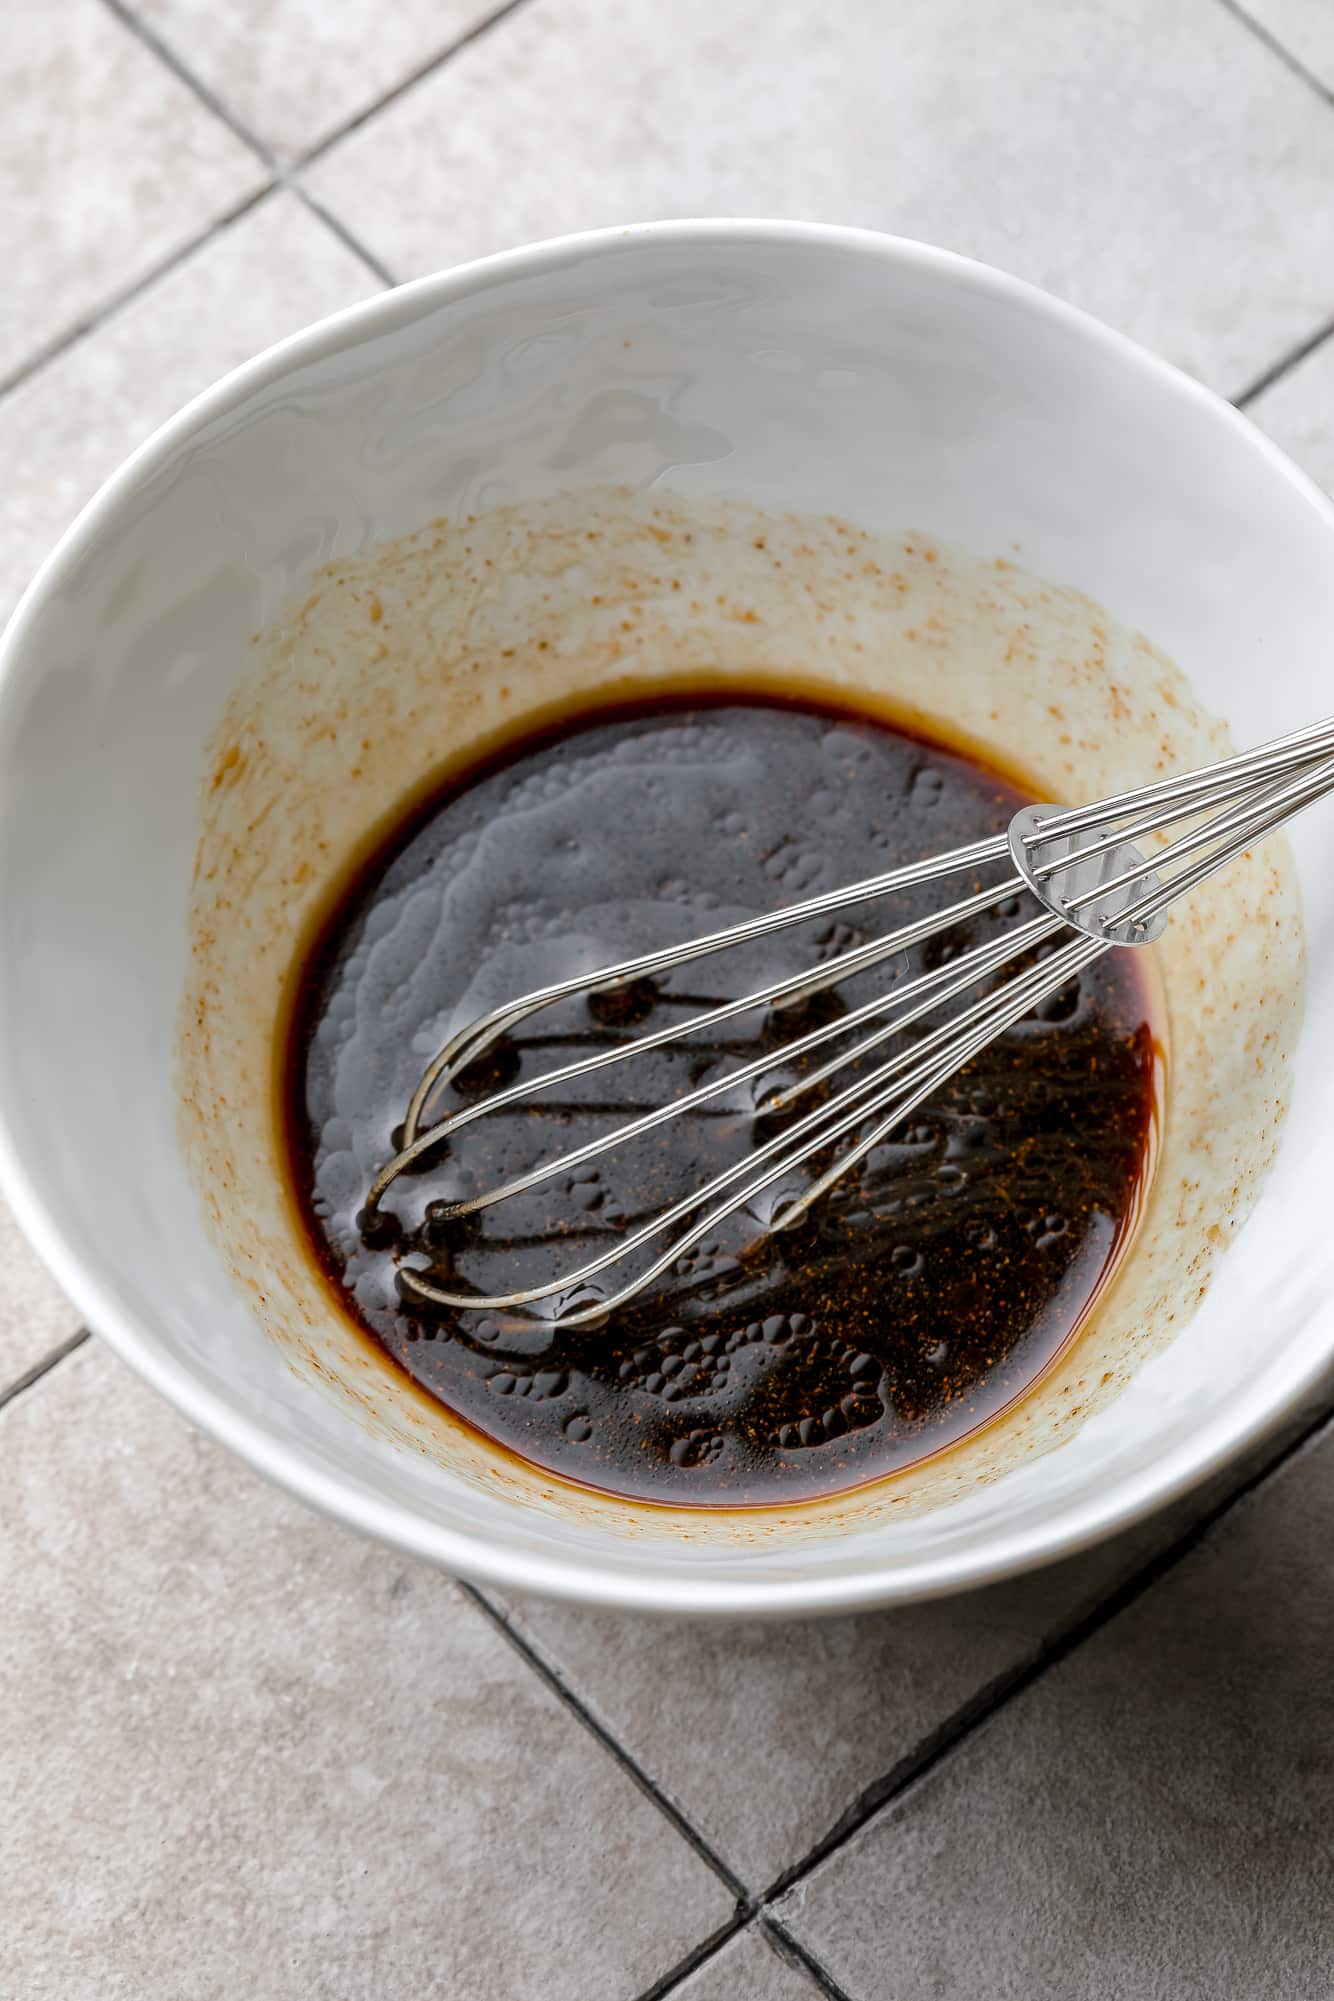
[3,215,1332,1616]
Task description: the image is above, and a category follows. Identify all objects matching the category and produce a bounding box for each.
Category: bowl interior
[2,225,1333,1612]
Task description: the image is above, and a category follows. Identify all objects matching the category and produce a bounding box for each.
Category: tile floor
[3,3,1333,1994]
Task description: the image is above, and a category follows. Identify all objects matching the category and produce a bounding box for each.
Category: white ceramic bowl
[2,222,1333,1616]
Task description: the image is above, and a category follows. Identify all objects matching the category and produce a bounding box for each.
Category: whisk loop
[362,715,1334,1326]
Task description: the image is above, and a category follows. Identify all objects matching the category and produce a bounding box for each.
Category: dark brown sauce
[284,688,1163,1507]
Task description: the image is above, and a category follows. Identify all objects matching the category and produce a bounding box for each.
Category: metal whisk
[363,714,1334,1326]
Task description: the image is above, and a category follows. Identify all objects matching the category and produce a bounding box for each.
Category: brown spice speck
[211,744,244,790]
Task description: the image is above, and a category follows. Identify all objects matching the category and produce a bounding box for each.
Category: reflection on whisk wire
[361,716,1334,1327]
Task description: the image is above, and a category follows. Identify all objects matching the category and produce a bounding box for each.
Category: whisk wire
[1117,755,1334,929]
[399,927,1099,1322]
[370,874,1027,1206]
[374,715,1334,1326]
[1021,715,1334,847]
[399,833,1012,1144]
[1057,754,1334,920]
[408,910,1062,1228]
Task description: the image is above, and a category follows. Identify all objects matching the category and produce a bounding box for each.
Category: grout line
[0,1329,91,1415]
[0,0,413,405]
[289,185,398,288]
[1214,0,1334,404]
[629,1912,751,2001]
[99,0,275,162]
[759,1916,859,2001]
[472,1382,1327,1990]
[98,0,398,287]
[461,1583,753,1906]
[291,0,540,171]
[0,181,276,402]
[8,0,540,406]
[756,1384,1334,1906]
[635,1912,855,2001]
[111,0,540,179]
[1236,310,1334,408]
[1216,0,1334,109]
[470,1382,1334,1981]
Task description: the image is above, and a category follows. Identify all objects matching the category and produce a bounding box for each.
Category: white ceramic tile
[4,0,265,385]
[675,1926,820,2000]
[0,1341,733,2000]
[0,191,379,620]
[306,0,1334,397]
[0,1200,83,1396]
[777,1420,1334,2000]
[1247,331,1334,495]
[1236,0,1334,93]
[131,0,510,162]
